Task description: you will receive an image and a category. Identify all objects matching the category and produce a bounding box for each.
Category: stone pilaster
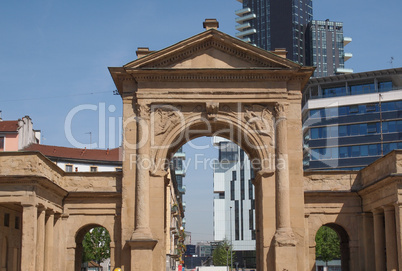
[36,206,45,271]
[273,102,296,271]
[44,210,54,271]
[131,103,153,240]
[383,205,398,271]
[373,209,386,271]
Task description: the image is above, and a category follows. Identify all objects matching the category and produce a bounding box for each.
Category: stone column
[21,204,37,271]
[36,206,46,271]
[384,205,398,271]
[395,203,402,271]
[131,103,153,240]
[44,210,54,271]
[273,103,296,271]
[373,209,386,271]
[362,212,375,271]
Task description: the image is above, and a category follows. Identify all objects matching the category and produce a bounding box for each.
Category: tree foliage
[82,227,111,264]
[212,240,236,267]
[315,226,341,265]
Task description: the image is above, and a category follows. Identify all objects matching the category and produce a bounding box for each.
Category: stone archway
[74,224,112,271]
[109,22,314,271]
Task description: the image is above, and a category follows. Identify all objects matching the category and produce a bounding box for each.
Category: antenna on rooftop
[85,132,92,148]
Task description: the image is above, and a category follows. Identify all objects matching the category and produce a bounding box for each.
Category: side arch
[73,223,113,271]
[313,222,350,271]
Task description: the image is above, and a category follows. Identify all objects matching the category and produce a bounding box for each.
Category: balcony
[235,28,257,38]
[173,152,186,159]
[240,37,251,43]
[336,68,354,74]
[343,37,352,46]
[235,7,251,16]
[344,52,353,61]
[235,22,251,31]
[235,13,256,24]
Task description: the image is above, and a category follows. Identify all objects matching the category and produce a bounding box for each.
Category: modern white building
[213,137,256,268]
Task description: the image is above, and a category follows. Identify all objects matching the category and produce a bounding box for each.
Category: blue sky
[1,0,401,243]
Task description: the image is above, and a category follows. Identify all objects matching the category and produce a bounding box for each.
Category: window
[0,137,4,151]
[15,216,20,229]
[115,167,122,172]
[366,104,376,112]
[4,213,10,227]
[90,166,98,172]
[339,147,349,158]
[219,142,238,162]
[65,165,73,172]
[339,126,348,137]
[351,146,360,157]
[349,105,359,113]
[360,145,368,156]
[230,181,235,201]
[368,144,379,156]
[367,123,377,133]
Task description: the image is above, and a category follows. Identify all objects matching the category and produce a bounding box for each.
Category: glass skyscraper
[235,0,312,65]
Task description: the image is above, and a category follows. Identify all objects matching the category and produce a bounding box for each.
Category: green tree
[212,240,236,267]
[315,226,341,266]
[82,227,111,264]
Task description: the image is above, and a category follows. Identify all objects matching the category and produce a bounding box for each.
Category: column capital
[136,102,151,120]
[274,102,288,119]
[383,205,396,212]
[372,208,384,215]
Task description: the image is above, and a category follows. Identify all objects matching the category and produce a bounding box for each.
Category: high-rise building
[309,19,353,77]
[235,0,312,65]
[302,67,402,170]
[235,1,353,76]
[213,137,256,268]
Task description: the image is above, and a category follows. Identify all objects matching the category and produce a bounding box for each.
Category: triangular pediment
[123,29,301,70]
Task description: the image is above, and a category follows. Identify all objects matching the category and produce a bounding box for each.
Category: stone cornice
[124,68,308,83]
[0,176,68,197]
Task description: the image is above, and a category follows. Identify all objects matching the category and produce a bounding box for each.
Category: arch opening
[315,223,350,271]
[74,224,111,271]
[165,136,257,270]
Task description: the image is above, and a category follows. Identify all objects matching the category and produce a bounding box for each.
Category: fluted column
[373,209,386,271]
[36,206,46,271]
[21,204,37,271]
[384,205,398,271]
[44,210,54,271]
[274,103,294,240]
[131,103,153,239]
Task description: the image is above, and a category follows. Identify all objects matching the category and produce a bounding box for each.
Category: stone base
[128,239,158,271]
[274,229,297,271]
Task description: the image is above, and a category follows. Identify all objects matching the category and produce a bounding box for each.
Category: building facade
[235,0,312,65]
[213,137,256,268]
[235,1,352,76]
[0,116,40,152]
[309,20,353,77]
[302,67,402,170]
